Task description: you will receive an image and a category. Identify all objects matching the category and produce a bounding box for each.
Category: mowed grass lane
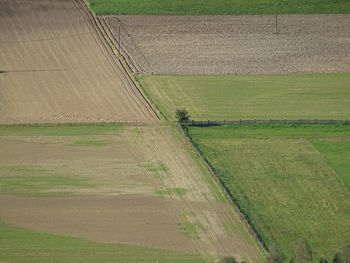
[188,125,350,261]
[138,74,350,121]
[88,0,350,15]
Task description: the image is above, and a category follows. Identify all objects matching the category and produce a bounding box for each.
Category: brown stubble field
[0,0,158,123]
[104,15,350,74]
[0,125,264,261]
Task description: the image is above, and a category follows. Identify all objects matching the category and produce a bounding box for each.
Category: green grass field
[138,74,350,121]
[88,0,350,15]
[188,125,350,261]
[0,222,207,263]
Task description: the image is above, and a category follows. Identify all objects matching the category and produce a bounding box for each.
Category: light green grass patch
[88,0,350,15]
[0,165,94,196]
[142,161,169,175]
[188,125,350,260]
[68,139,110,147]
[0,123,122,136]
[0,176,93,197]
[155,187,188,198]
[0,222,208,263]
[138,74,350,121]
[178,212,206,240]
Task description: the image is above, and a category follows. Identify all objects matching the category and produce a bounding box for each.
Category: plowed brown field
[0,0,158,124]
[104,15,350,74]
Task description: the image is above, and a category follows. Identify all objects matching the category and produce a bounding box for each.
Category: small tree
[267,243,284,263]
[218,256,239,263]
[175,109,190,123]
[290,239,313,263]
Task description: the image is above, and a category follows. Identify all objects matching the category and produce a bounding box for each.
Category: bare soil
[0,0,158,124]
[104,15,350,74]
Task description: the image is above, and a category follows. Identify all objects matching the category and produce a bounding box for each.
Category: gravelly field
[104,15,350,74]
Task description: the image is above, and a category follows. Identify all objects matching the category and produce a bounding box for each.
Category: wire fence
[187,119,350,126]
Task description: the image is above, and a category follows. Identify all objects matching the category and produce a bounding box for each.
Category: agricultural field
[0,124,264,262]
[103,15,350,74]
[188,125,350,261]
[88,0,350,15]
[2,0,350,262]
[0,0,157,124]
[138,73,350,121]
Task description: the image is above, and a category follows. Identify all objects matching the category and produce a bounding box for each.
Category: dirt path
[0,0,158,124]
[104,15,350,74]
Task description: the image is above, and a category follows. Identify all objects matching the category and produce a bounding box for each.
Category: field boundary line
[76,0,162,121]
[188,119,350,126]
[179,124,268,255]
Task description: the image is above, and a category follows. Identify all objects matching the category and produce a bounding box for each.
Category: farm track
[0,0,158,124]
[104,15,350,75]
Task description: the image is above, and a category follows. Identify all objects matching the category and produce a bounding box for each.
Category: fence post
[239,119,242,125]
[192,120,194,125]
[269,119,271,124]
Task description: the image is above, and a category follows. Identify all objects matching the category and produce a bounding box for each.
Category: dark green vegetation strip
[188,125,350,261]
[138,74,350,121]
[0,222,207,263]
[88,0,350,15]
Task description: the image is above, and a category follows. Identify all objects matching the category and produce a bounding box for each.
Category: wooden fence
[187,119,350,126]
